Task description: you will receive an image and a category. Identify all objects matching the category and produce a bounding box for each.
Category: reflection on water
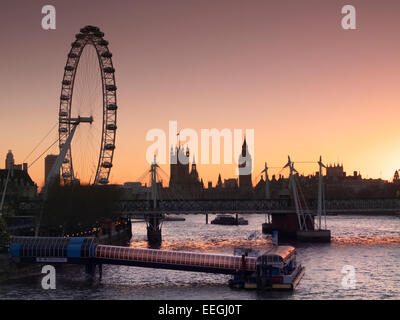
[132,236,400,251]
[130,238,273,252]
[0,214,399,300]
[331,235,400,247]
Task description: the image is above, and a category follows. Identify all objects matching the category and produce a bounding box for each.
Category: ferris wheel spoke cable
[74,126,97,181]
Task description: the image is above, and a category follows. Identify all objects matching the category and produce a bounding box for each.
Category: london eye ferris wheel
[58,25,117,185]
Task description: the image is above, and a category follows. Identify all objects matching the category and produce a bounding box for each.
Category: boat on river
[211,215,248,225]
[229,245,305,290]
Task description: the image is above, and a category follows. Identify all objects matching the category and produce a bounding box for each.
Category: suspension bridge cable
[156,168,187,201]
[22,122,58,163]
[136,169,151,185]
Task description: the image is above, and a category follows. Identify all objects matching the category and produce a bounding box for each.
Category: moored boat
[229,245,305,290]
[211,214,248,225]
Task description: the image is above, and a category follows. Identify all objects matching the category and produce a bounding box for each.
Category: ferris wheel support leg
[35,124,79,237]
[44,124,79,190]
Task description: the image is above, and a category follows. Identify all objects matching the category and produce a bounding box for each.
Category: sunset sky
[1,0,400,187]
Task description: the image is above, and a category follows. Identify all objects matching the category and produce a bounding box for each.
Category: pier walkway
[9,237,257,276]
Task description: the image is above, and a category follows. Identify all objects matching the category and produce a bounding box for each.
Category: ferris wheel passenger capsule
[107,104,118,111]
[105,144,116,150]
[94,32,105,38]
[106,85,117,91]
[106,124,117,131]
[103,67,115,73]
[68,53,78,59]
[102,162,113,168]
[101,51,112,58]
[98,40,109,46]
[86,26,99,33]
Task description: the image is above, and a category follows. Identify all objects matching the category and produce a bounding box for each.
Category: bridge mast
[284,156,306,231]
[317,156,326,230]
[150,155,159,209]
[261,162,270,199]
[146,155,163,246]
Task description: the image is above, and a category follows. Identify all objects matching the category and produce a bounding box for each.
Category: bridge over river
[115,199,400,216]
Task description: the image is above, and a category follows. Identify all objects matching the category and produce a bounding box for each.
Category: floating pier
[8,237,304,291]
[262,213,331,242]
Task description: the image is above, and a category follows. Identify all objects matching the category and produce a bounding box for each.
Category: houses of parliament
[164,138,400,200]
[167,139,254,198]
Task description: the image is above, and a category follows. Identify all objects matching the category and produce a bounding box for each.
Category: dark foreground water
[0,214,399,300]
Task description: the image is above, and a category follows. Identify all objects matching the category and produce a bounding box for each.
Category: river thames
[0,214,399,300]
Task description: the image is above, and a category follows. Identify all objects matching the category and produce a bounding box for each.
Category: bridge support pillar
[85,262,96,278]
[85,262,103,280]
[146,212,163,247]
